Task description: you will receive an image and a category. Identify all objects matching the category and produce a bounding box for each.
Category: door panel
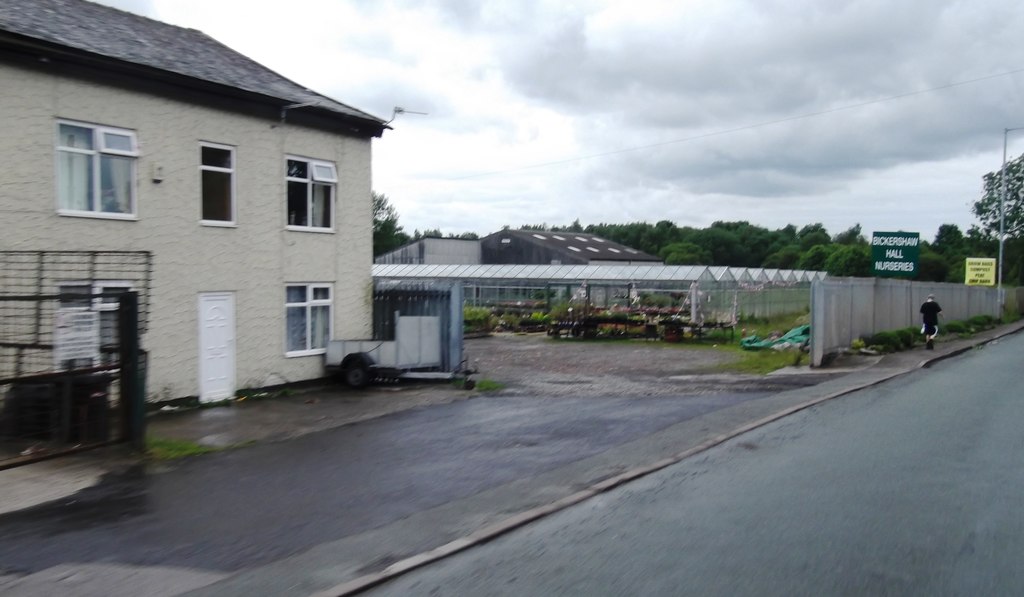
[198,293,235,402]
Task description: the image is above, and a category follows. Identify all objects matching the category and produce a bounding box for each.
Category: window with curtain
[286,157,336,230]
[57,121,138,217]
[285,284,332,355]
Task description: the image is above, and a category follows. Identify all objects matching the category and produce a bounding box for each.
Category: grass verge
[710,344,806,375]
[145,437,224,461]
[473,379,505,392]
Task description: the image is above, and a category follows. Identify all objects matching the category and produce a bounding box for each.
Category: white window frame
[285,283,333,357]
[57,280,133,310]
[56,119,138,219]
[285,156,337,232]
[57,280,133,365]
[200,142,236,226]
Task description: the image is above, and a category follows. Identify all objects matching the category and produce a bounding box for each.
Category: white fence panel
[811,278,999,366]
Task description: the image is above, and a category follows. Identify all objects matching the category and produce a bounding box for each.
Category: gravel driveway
[464,334,833,397]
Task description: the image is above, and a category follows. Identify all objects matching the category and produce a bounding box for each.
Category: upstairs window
[57,121,138,218]
[200,143,235,224]
[286,157,336,231]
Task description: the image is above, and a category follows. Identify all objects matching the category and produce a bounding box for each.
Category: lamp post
[999,127,1024,308]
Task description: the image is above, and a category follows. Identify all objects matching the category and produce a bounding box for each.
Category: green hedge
[868,331,903,352]
[857,315,997,353]
[967,315,995,329]
[944,321,968,334]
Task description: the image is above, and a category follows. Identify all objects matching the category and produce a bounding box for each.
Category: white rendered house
[0,0,388,401]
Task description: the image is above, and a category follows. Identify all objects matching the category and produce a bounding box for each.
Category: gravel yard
[464,334,835,397]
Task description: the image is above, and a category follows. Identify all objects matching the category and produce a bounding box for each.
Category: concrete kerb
[312,321,1024,597]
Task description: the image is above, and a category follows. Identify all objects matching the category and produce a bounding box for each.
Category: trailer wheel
[344,362,370,388]
[341,354,373,388]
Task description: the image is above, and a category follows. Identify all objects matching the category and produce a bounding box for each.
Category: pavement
[1,319,1022,596]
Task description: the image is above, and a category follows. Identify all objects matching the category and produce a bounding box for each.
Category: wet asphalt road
[367,333,1024,596]
[0,390,777,576]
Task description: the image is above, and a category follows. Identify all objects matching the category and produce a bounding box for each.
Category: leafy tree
[973,151,1024,240]
[493,217,986,277]
[710,221,776,266]
[798,223,831,251]
[777,224,798,242]
[946,259,966,284]
[659,242,711,265]
[797,244,835,271]
[693,227,742,265]
[973,152,1024,284]
[832,224,866,246]
[931,224,965,257]
[586,222,650,252]
[965,225,998,255]
[552,219,584,233]
[824,245,871,277]
[638,220,681,255]
[372,192,409,256]
[917,248,949,282]
[763,245,801,269]
[414,228,443,239]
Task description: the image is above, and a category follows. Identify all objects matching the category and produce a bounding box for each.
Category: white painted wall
[0,62,374,400]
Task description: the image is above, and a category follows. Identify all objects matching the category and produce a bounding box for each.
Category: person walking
[920,294,942,350]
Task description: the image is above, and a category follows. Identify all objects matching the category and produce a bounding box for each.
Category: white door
[198,292,236,402]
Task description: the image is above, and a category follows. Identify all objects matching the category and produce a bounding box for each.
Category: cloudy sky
[99,0,1024,242]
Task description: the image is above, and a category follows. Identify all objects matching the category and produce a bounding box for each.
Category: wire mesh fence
[0,252,149,465]
[0,293,125,463]
[0,251,152,333]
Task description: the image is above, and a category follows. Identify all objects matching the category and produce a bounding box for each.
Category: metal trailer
[325,311,463,388]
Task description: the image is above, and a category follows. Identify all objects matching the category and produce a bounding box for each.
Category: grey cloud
[489,0,1023,147]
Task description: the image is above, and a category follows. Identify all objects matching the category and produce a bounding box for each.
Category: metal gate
[0,251,150,469]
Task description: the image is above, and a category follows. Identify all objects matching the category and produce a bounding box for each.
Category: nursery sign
[964,257,996,286]
[871,231,919,278]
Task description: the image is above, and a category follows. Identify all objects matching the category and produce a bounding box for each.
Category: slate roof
[484,230,662,263]
[0,0,386,133]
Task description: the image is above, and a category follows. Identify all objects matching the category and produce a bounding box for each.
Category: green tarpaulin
[740,324,810,351]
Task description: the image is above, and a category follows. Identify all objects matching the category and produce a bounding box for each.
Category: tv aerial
[387,106,428,124]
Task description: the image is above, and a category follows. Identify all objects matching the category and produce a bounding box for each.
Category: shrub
[968,315,994,329]
[868,331,902,353]
[527,311,550,324]
[894,328,915,349]
[850,338,866,350]
[464,307,494,332]
[944,321,968,334]
[547,302,572,320]
[518,312,550,330]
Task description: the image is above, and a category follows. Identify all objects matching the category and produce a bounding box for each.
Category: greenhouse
[373,264,825,325]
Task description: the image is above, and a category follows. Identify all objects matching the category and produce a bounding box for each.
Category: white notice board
[54,309,100,366]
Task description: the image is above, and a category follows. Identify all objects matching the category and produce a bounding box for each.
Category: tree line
[374,153,1024,284]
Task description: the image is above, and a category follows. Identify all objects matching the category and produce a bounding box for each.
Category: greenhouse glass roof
[373,264,824,284]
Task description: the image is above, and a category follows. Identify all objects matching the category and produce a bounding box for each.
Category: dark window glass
[288,181,308,226]
[202,146,232,168]
[202,170,232,221]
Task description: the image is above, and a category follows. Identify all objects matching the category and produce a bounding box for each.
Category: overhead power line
[449,67,1024,180]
